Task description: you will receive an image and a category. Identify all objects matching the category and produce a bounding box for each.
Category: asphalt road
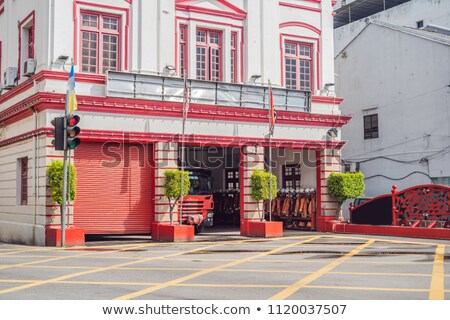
[0,230,449,300]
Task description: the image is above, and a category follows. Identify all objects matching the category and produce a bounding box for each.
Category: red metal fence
[392,184,450,227]
[350,184,450,229]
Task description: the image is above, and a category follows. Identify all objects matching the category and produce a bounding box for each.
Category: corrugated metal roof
[372,21,450,46]
[334,0,411,29]
[335,21,450,57]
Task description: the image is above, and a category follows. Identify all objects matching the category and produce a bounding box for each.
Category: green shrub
[327,172,365,206]
[47,160,76,205]
[251,170,277,221]
[163,170,190,224]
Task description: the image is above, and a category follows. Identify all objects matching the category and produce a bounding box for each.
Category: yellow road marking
[269,239,375,300]
[175,283,287,288]
[0,242,156,271]
[0,250,38,257]
[160,257,435,265]
[0,254,157,260]
[10,265,98,270]
[325,234,445,247]
[2,277,442,292]
[0,279,35,283]
[60,280,160,286]
[166,257,236,262]
[304,285,429,292]
[114,236,321,300]
[330,271,431,277]
[253,259,434,265]
[429,244,445,300]
[223,268,312,274]
[58,280,287,289]
[2,265,434,279]
[0,254,94,270]
[119,267,203,271]
[0,242,229,296]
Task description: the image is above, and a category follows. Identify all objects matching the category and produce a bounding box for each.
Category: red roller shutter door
[74,142,153,234]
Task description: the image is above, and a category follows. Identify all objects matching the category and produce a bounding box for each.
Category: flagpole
[268,80,273,222]
[61,63,77,246]
[179,71,187,225]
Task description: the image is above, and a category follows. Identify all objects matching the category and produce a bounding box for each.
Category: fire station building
[0,0,348,245]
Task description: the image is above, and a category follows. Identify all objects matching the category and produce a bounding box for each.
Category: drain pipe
[33,107,39,237]
[28,106,39,245]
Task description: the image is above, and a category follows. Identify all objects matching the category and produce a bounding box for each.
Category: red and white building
[0,0,348,245]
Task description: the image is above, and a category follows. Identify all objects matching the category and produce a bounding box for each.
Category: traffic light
[66,114,81,150]
[51,117,65,150]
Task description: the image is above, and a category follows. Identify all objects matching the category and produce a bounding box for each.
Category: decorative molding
[279,2,321,13]
[0,70,105,106]
[280,33,321,91]
[176,0,246,20]
[312,95,344,104]
[279,21,321,35]
[1,126,345,150]
[73,1,130,71]
[17,10,36,79]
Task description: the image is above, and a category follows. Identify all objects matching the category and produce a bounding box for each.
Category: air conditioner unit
[3,67,18,89]
[23,59,37,77]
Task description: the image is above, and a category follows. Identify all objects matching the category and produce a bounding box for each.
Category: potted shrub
[327,172,365,222]
[46,160,84,246]
[251,170,277,221]
[247,169,282,237]
[47,160,76,214]
[163,169,190,225]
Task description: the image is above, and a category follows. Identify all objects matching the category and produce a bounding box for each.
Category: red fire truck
[179,169,214,233]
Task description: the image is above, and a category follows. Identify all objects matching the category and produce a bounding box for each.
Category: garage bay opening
[179,145,241,234]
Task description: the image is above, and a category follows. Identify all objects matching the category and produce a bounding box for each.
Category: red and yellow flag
[269,84,277,135]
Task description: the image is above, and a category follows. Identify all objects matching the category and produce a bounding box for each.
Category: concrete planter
[45,227,85,247]
[151,223,195,242]
[246,221,283,238]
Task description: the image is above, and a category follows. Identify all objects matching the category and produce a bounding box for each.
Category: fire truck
[179,169,214,233]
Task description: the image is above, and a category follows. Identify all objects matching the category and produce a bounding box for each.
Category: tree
[163,170,190,225]
[250,170,278,221]
[47,160,76,206]
[327,172,365,218]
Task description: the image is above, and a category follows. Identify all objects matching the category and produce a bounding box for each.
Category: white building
[0,0,346,245]
[334,0,450,55]
[335,21,450,197]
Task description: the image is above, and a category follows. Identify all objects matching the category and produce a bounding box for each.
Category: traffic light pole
[67,149,72,230]
[61,102,69,247]
[60,122,68,247]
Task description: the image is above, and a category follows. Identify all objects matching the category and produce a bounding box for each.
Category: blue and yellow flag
[66,64,78,113]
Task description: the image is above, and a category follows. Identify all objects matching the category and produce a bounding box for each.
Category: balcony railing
[106,71,311,113]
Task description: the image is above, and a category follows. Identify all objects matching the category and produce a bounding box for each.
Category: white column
[139,0,158,73]
[154,142,179,224]
[320,0,336,95]
[320,148,341,217]
[158,0,176,73]
[243,0,262,83]
[260,0,280,86]
[242,145,265,220]
[130,0,141,72]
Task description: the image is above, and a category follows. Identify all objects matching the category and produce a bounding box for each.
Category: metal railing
[106,71,311,113]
